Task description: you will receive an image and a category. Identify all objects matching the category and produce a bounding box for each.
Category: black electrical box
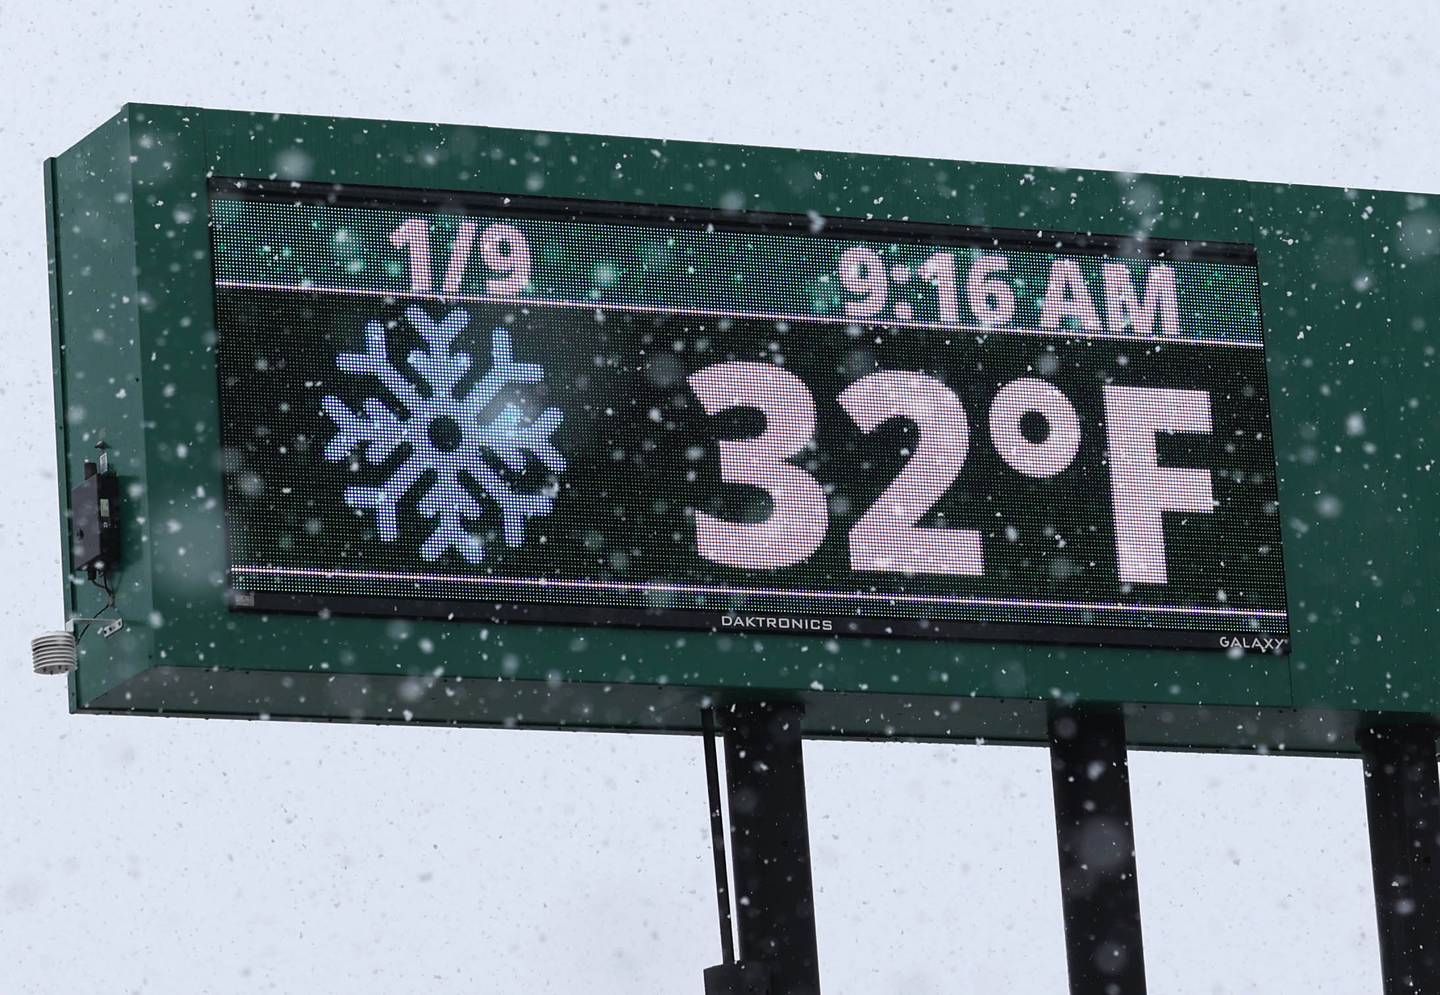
[70,460,120,573]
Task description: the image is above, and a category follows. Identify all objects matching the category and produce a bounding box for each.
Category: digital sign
[46,106,1440,995]
[212,179,1288,652]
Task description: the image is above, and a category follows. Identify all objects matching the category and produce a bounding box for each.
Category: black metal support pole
[703,709,738,965]
[1360,722,1440,994]
[722,701,821,995]
[1048,704,1147,995]
[703,707,771,995]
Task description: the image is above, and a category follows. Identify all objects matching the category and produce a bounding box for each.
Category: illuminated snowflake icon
[322,306,565,563]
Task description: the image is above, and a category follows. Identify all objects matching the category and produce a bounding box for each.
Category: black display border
[210,177,1290,655]
[236,591,1289,655]
[210,177,1259,266]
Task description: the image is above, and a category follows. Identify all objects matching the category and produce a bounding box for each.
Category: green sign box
[44,104,1439,752]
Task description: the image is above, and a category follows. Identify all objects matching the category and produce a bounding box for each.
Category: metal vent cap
[31,631,77,676]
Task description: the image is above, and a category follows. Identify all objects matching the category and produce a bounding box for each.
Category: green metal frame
[43,103,1439,752]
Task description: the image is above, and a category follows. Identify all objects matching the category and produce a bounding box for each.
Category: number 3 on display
[688,362,984,576]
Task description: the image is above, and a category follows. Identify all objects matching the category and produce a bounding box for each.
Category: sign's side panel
[1259,183,1433,720]
[116,105,228,657]
[47,107,159,705]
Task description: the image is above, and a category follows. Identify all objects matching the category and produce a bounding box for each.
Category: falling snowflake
[321,306,565,562]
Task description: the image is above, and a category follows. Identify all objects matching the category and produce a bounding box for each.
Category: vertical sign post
[723,702,822,995]
[1360,723,1440,994]
[1049,705,1148,995]
[702,707,773,995]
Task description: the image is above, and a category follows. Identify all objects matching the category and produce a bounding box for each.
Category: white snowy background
[1,1,1436,992]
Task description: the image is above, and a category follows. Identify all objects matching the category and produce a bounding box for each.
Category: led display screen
[211,179,1289,652]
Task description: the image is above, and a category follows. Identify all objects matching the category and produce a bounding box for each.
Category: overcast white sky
[1,2,1436,992]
